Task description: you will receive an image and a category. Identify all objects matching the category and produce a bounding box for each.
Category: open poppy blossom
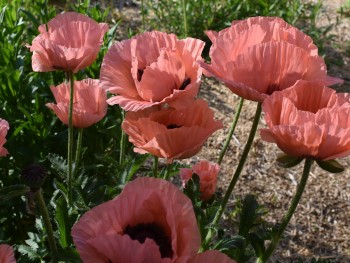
[100,31,205,111]
[71,177,201,262]
[260,80,350,160]
[0,119,9,157]
[28,12,108,73]
[46,79,108,128]
[0,244,16,263]
[180,160,220,201]
[199,16,343,102]
[121,99,223,162]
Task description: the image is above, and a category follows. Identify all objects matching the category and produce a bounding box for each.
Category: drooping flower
[199,16,343,102]
[260,80,350,160]
[71,177,201,263]
[0,244,16,263]
[121,99,223,162]
[46,79,108,128]
[100,31,205,111]
[0,119,9,157]
[180,160,220,201]
[28,12,108,73]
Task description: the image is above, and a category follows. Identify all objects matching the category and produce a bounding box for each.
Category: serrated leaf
[17,245,40,260]
[0,184,30,204]
[276,154,304,168]
[47,153,68,179]
[316,159,344,173]
[238,195,259,237]
[211,235,245,251]
[54,179,68,202]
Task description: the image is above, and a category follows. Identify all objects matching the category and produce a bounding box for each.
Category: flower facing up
[180,160,220,201]
[28,12,108,73]
[46,79,108,128]
[100,31,205,111]
[0,119,9,157]
[122,99,223,162]
[0,244,16,263]
[199,16,343,102]
[71,177,201,263]
[260,80,350,160]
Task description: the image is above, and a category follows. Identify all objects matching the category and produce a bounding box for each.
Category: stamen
[179,78,191,90]
[124,223,173,258]
[137,69,144,81]
[166,124,182,129]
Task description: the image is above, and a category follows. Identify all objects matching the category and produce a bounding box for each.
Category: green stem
[163,163,173,180]
[34,189,57,262]
[203,102,262,248]
[119,109,126,165]
[257,159,314,263]
[181,0,188,37]
[67,71,74,207]
[141,0,146,31]
[153,156,159,178]
[74,128,84,178]
[218,97,244,165]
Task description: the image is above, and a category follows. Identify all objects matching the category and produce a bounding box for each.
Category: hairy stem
[203,102,262,248]
[218,97,244,165]
[257,158,314,263]
[34,189,57,262]
[67,71,74,207]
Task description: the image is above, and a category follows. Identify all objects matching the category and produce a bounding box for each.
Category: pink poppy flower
[100,31,205,111]
[180,160,220,201]
[71,177,201,263]
[0,244,16,263]
[260,80,350,160]
[0,119,9,157]
[199,17,343,102]
[28,12,108,73]
[179,250,236,263]
[46,79,108,128]
[122,99,223,162]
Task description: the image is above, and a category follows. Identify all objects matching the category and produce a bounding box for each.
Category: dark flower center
[124,223,173,258]
[137,69,144,81]
[267,84,279,95]
[166,124,182,129]
[179,78,191,90]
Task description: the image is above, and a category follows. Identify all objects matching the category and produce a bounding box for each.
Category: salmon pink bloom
[0,244,16,263]
[46,79,108,128]
[260,80,350,160]
[100,31,205,111]
[28,12,108,73]
[200,17,343,102]
[0,119,9,157]
[122,99,223,162]
[71,177,201,262]
[180,160,220,201]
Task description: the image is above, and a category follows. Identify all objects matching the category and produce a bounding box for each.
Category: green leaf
[0,184,30,204]
[54,196,72,248]
[276,154,304,168]
[211,235,245,251]
[54,179,68,202]
[316,159,345,173]
[238,195,259,237]
[248,233,265,257]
